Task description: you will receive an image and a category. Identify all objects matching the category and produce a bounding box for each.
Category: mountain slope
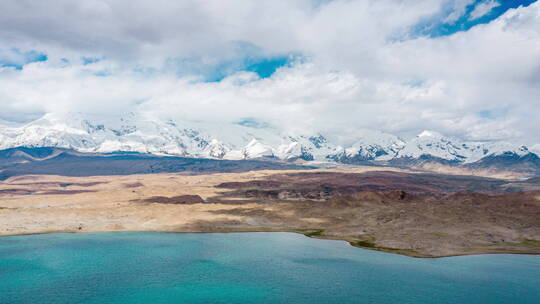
[0,147,71,168]
[0,147,310,181]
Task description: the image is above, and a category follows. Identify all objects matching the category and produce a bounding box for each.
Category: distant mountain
[0,112,336,161]
[0,113,538,175]
[464,151,540,173]
[0,147,309,181]
[0,147,71,168]
[327,130,405,164]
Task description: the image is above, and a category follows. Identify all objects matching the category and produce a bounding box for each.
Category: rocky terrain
[209,171,540,256]
[1,168,539,257]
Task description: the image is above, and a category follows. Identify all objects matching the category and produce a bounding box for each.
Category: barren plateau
[1,167,539,257]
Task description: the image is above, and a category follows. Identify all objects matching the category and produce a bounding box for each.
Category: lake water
[0,232,538,304]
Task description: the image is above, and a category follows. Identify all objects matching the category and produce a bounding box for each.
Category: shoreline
[2,228,539,259]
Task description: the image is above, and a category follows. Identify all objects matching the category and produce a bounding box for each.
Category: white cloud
[469,0,501,20]
[444,0,475,24]
[0,0,539,146]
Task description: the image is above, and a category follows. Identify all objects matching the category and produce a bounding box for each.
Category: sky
[0,0,539,145]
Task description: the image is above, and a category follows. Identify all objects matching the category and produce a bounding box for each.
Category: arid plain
[1,167,539,257]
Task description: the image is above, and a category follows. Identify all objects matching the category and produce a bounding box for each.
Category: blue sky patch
[167,41,298,82]
[82,56,103,65]
[236,118,272,129]
[414,0,537,37]
[0,48,47,69]
[205,55,293,82]
[245,57,290,79]
[477,108,508,119]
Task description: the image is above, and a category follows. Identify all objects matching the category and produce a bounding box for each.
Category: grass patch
[519,239,540,248]
[303,229,325,237]
[352,240,376,248]
[350,239,430,257]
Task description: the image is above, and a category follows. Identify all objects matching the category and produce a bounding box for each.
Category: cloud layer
[0,0,539,145]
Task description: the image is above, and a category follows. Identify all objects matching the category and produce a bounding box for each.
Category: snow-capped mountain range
[0,113,538,168]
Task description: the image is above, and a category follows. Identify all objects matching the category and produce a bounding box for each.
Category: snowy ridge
[395,131,532,163]
[0,113,537,166]
[329,130,405,163]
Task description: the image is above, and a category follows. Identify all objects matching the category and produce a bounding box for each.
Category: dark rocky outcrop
[141,195,205,204]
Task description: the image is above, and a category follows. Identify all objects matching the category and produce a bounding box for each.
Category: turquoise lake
[0,232,539,304]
